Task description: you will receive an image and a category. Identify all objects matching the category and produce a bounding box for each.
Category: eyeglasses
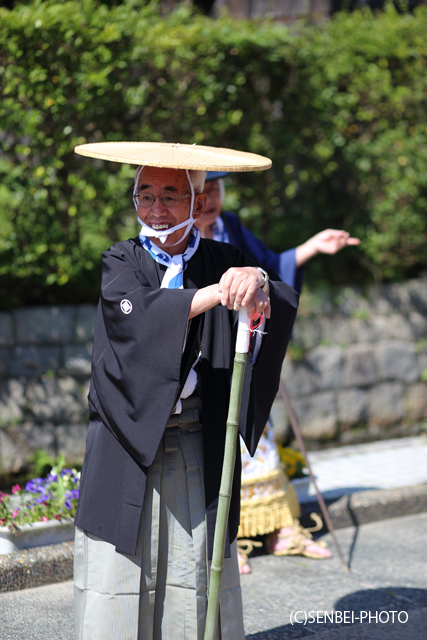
[133,192,191,208]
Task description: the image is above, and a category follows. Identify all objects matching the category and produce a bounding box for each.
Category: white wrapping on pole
[235,307,250,354]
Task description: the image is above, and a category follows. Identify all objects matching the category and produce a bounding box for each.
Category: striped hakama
[74,403,244,640]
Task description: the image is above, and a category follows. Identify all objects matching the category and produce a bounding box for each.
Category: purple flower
[25,478,45,493]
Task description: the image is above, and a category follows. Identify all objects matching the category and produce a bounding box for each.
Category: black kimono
[75,236,298,558]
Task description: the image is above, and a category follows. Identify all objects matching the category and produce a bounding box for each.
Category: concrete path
[1,512,426,639]
[304,435,427,502]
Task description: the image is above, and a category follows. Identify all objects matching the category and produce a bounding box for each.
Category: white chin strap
[135,166,196,245]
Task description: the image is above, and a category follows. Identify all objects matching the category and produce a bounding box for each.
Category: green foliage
[1,1,427,307]
[28,448,56,478]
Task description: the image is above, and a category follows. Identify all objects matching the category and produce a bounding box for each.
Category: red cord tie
[248,313,264,353]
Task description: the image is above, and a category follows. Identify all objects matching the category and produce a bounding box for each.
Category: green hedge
[1,0,427,307]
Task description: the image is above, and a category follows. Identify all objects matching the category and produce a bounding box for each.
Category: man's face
[199,179,222,228]
[136,166,206,255]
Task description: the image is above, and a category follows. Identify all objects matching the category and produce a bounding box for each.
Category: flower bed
[0,458,79,554]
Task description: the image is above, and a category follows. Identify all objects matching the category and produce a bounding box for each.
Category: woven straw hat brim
[74,142,271,172]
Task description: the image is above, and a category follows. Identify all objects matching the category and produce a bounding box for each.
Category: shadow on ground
[246,587,427,640]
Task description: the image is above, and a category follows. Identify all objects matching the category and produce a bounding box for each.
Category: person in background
[196,171,360,574]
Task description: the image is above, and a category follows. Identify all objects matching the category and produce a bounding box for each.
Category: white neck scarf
[211,214,230,244]
[139,227,200,289]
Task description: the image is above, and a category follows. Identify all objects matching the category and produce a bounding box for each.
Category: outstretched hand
[296,229,360,267]
[310,229,360,255]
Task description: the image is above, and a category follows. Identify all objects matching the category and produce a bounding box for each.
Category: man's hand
[218,267,271,318]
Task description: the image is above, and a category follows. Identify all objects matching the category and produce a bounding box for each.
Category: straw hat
[74,142,271,172]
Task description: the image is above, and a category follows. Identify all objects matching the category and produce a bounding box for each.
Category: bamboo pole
[204,309,250,640]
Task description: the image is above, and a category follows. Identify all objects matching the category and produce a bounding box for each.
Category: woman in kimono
[72,143,299,640]
[197,171,360,573]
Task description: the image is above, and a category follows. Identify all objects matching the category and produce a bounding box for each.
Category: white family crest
[120,299,132,315]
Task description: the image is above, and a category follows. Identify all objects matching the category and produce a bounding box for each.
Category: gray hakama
[74,404,245,640]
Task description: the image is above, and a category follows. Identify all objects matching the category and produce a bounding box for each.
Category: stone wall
[1,277,427,474]
[271,277,427,447]
[0,306,96,474]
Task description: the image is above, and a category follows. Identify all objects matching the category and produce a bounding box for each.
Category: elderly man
[73,146,298,640]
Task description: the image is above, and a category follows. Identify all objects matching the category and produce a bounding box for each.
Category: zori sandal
[237,539,263,574]
[266,514,332,560]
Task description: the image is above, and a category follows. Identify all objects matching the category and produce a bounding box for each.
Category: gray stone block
[291,392,337,440]
[0,349,11,376]
[269,396,289,442]
[291,318,322,350]
[384,314,416,341]
[0,313,13,346]
[404,383,427,420]
[368,382,404,426]
[319,316,356,346]
[26,376,87,424]
[354,316,389,344]
[0,379,26,425]
[56,424,88,460]
[337,388,368,426]
[375,341,418,383]
[9,346,61,377]
[305,345,344,390]
[418,347,427,382]
[75,305,97,342]
[63,344,92,376]
[407,278,427,314]
[298,288,333,317]
[342,344,377,387]
[0,423,57,474]
[408,312,427,340]
[281,357,318,397]
[333,286,370,317]
[0,429,27,473]
[339,425,371,445]
[368,282,411,315]
[18,422,57,456]
[14,306,76,344]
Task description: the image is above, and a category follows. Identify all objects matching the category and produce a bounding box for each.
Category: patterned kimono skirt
[74,402,244,640]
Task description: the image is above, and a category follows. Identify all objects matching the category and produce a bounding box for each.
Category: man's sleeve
[238,279,299,456]
[90,243,196,468]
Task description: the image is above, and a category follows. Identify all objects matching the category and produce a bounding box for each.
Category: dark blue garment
[221,210,303,293]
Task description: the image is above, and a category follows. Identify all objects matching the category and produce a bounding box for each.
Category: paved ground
[304,436,427,502]
[1,512,426,639]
